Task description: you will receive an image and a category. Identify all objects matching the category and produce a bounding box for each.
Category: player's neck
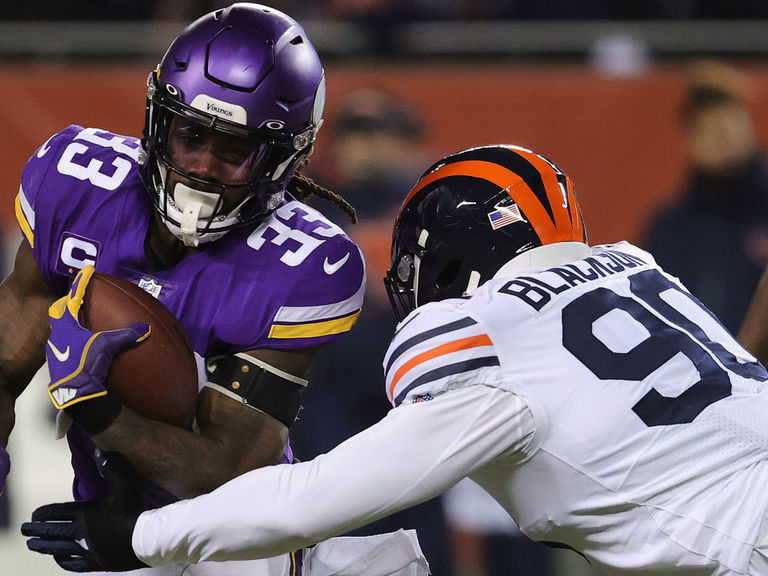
[145,214,203,271]
[493,242,592,279]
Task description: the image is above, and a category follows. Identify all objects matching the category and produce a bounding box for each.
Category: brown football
[80,273,198,430]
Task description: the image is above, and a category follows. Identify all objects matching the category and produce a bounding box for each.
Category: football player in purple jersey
[0,4,433,576]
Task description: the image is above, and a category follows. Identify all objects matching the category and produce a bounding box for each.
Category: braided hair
[287,172,358,224]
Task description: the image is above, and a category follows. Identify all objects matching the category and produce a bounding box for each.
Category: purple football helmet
[140,3,326,246]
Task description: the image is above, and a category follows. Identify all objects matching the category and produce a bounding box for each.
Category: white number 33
[56,128,141,191]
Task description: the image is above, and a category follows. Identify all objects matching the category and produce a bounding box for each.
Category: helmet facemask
[140,73,316,247]
[385,224,422,322]
[385,218,492,322]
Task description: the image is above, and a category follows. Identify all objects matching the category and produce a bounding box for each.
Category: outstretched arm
[45,265,315,500]
[47,266,316,499]
[135,385,531,565]
[23,385,532,571]
[90,357,302,499]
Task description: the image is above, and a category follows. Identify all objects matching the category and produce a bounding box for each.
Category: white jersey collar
[493,242,592,280]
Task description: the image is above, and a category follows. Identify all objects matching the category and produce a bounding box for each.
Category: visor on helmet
[166,117,273,187]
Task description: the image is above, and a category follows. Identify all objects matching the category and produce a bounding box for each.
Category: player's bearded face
[164,118,263,209]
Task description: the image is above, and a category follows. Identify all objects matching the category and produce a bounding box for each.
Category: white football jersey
[384,241,768,575]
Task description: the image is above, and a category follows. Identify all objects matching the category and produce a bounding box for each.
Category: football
[80,273,198,430]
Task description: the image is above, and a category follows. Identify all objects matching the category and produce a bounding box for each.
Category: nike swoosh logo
[47,340,71,362]
[36,135,55,158]
[323,253,350,275]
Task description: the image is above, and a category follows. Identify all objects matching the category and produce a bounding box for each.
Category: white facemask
[161,182,241,247]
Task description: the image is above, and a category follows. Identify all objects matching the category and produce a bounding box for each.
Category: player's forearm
[0,244,58,445]
[0,338,48,445]
[132,386,531,566]
[92,407,286,499]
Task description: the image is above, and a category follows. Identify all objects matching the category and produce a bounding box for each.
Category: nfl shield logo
[138,278,162,299]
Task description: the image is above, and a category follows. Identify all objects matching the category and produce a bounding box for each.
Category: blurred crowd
[4,0,768,21]
[646,61,768,335]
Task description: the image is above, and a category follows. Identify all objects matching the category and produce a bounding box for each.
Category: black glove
[22,453,148,572]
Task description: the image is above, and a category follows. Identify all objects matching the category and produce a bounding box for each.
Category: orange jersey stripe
[401,160,560,241]
[388,333,493,399]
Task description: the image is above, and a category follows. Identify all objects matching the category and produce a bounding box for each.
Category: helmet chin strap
[173,183,222,247]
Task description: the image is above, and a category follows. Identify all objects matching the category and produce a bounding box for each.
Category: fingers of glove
[29,501,84,523]
[46,330,115,408]
[55,555,100,573]
[66,265,95,318]
[22,520,80,539]
[26,536,86,556]
[131,321,152,342]
[46,312,97,387]
[48,295,69,321]
[47,266,95,322]
[99,322,151,355]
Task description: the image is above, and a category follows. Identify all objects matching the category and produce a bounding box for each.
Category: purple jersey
[17,125,365,503]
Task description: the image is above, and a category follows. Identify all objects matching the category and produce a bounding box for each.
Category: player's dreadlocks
[288,172,358,224]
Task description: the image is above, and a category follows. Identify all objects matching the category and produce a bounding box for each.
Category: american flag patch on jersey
[488,204,525,229]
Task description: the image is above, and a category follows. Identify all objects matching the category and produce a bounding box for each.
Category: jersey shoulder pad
[17,125,83,244]
[592,241,656,267]
[17,125,142,249]
[383,302,501,407]
[237,199,366,347]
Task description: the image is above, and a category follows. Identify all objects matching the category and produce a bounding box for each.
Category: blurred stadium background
[2,2,768,575]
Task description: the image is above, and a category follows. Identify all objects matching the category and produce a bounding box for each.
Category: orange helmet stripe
[507,146,584,243]
[510,148,571,233]
[402,159,561,242]
[567,176,585,242]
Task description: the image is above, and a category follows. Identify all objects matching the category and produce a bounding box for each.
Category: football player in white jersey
[24,145,768,575]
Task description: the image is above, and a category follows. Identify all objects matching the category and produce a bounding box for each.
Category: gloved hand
[0,445,9,495]
[46,265,150,434]
[22,452,148,573]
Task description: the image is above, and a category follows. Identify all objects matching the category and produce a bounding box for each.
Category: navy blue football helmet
[385,145,587,321]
